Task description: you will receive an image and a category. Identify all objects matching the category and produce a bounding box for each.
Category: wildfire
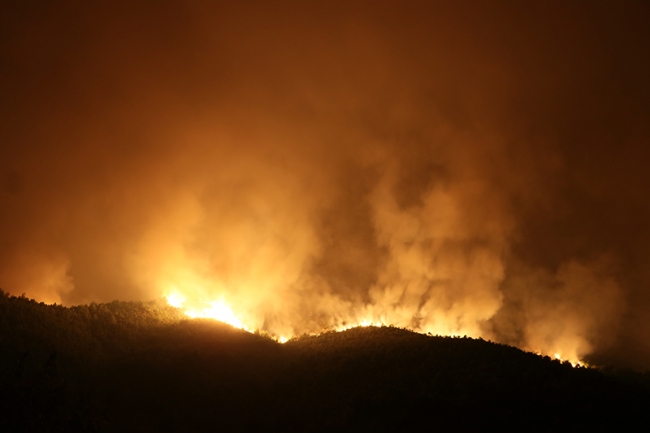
[553,352,586,368]
[164,292,589,366]
[335,319,384,332]
[164,290,391,343]
[166,292,186,309]
[165,292,251,332]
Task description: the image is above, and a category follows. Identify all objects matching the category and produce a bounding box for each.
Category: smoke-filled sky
[2,0,650,368]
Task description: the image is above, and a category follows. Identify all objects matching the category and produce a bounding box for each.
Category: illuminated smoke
[1,1,648,368]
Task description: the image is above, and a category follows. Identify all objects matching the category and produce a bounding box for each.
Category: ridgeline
[1,290,648,432]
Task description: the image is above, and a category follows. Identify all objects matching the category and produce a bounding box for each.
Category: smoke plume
[1,0,649,368]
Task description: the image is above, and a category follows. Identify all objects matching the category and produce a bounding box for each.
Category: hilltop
[0,290,648,432]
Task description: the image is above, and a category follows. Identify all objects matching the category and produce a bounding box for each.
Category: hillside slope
[0,291,648,432]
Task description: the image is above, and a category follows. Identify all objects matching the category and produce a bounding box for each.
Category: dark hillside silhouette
[1,289,649,432]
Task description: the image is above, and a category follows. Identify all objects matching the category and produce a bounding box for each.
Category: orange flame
[164,291,588,366]
[165,292,251,332]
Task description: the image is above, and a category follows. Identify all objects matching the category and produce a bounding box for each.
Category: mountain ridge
[1,290,648,431]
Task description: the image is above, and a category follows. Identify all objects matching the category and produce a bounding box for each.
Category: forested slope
[1,290,648,432]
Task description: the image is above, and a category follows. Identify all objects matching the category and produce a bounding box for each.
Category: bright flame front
[165,290,589,365]
[166,292,251,332]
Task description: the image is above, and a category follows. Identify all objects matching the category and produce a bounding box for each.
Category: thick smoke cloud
[1,1,649,368]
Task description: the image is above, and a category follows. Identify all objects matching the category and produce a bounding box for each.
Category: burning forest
[1,290,649,431]
[1,0,650,429]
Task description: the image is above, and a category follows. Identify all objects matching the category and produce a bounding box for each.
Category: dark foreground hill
[1,290,649,432]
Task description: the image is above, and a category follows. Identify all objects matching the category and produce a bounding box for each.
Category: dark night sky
[1,0,650,369]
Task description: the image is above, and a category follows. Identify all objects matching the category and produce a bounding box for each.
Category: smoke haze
[1,0,650,368]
